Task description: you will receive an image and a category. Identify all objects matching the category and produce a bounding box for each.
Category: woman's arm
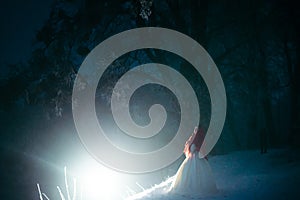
[190,144,196,154]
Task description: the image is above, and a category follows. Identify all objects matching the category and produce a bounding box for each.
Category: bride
[168,126,217,196]
[127,126,217,199]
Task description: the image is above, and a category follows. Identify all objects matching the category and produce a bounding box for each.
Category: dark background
[0,0,299,199]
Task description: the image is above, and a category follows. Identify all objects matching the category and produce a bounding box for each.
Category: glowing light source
[71,157,125,200]
[81,167,118,199]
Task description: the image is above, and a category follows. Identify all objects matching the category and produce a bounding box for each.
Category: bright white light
[70,157,125,200]
[81,167,117,199]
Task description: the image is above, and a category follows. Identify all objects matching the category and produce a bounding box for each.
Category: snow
[126,148,300,200]
[35,148,300,200]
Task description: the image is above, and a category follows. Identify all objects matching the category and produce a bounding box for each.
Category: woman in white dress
[169,126,217,196]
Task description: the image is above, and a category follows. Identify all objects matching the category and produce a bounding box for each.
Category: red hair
[184,127,205,158]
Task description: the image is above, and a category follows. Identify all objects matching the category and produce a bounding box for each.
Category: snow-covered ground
[126,148,300,200]
[36,147,300,200]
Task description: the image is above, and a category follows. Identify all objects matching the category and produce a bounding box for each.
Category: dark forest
[0,0,300,199]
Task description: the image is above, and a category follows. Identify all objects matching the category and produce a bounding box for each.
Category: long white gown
[169,144,217,196]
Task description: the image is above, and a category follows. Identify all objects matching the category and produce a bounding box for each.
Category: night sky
[0,0,53,76]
